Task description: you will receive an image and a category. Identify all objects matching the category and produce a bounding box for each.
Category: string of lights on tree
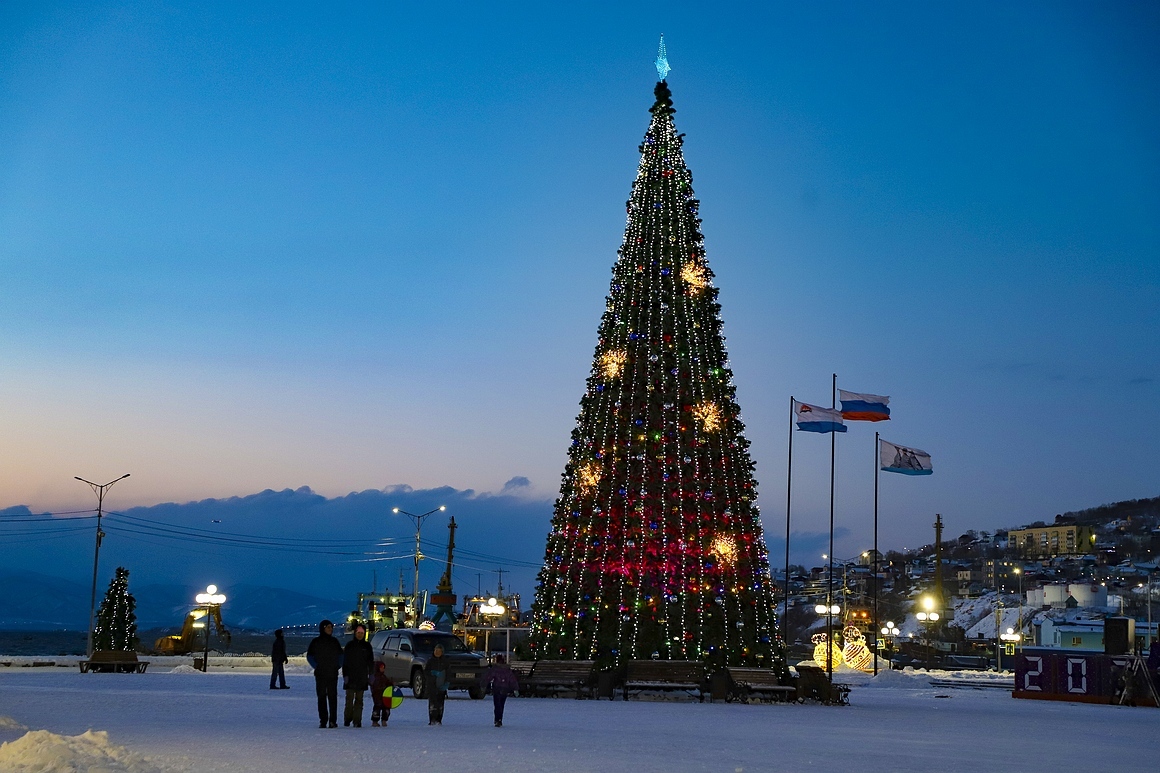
[93,566,140,652]
[530,62,783,670]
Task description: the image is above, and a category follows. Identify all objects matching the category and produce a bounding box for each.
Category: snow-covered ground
[0,665,1152,772]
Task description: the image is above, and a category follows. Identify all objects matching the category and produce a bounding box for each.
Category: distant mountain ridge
[1058,495,1160,526]
[0,483,551,603]
[0,570,348,631]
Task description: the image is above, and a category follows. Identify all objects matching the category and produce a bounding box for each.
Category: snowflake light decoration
[710,535,738,566]
[576,461,601,495]
[692,401,722,432]
[681,262,708,293]
[600,350,627,379]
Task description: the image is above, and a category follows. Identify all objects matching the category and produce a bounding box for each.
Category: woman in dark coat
[426,644,449,725]
[269,629,289,689]
[483,654,519,727]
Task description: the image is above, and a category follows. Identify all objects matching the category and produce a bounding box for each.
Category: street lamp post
[194,585,226,672]
[814,603,841,678]
[392,506,446,621]
[879,621,900,666]
[1013,566,1023,651]
[1148,570,1155,649]
[1139,573,1155,649]
[480,596,507,662]
[916,596,940,670]
[76,473,130,658]
[999,627,1022,669]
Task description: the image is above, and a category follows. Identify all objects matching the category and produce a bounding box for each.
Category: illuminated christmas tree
[531,43,784,670]
[93,566,139,652]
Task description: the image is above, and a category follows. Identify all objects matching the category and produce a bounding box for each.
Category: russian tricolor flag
[839,390,890,422]
[795,402,847,433]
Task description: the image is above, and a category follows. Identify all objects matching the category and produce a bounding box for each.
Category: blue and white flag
[880,440,932,475]
[795,402,847,433]
[839,390,890,422]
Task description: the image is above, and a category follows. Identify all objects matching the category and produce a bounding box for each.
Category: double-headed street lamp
[194,584,227,672]
[879,621,901,662]
[76,473,130,658]
[916,596,940,670]
[392,505,446,620]
[814,603,842,676]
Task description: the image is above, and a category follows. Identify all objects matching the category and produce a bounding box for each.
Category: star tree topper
[655,34,670,81]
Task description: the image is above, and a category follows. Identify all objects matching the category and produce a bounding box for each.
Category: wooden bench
[726,667,797,703]
[508,660,535,678]
[519,660,596,699]
[79,650,149,674]
[624,660,707,702]
[793,664,850,705]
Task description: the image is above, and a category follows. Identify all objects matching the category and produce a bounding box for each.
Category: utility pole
[392,505,446,618]
[933,514,944,610]
[75,474,130,658]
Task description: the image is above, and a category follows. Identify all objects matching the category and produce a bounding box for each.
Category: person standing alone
[269,629,289,690]
[342,623,375,727]
[483,654,519,727]
[426,644,449,725]
[306,620,343,728]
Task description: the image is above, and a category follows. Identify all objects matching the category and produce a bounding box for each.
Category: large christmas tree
[531,50,784,670]
[93,566,139,652]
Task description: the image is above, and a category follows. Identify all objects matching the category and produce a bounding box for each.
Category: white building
[1026,583,1107,609]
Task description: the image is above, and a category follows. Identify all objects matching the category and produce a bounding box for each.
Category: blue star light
[654,34,670,81]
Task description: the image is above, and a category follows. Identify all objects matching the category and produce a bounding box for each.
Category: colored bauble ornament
[811,632,843,671]
[841,625,874,673]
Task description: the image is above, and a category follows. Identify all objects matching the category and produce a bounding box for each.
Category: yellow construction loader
[154,606,231,655]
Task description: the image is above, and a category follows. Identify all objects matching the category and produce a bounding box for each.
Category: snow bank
[0,716,28,731]
[857,668,934,689]
[166,664,202,674]
[0,729,164,773]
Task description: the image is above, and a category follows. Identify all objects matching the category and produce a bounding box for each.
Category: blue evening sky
[1,2,1157,593]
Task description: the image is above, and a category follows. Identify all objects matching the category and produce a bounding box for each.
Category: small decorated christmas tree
[93,566,139,652]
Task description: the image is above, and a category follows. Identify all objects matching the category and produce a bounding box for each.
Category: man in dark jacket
[306,620,343,728]
[269,629,289,690]
[342,623,375,727]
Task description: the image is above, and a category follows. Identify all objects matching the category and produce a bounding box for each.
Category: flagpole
[873,430,880,675]
[828,373,836,690]
[784,396,794,645]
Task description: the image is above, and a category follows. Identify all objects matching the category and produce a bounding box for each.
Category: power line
[107,511,397,546]
[0,509,98,518]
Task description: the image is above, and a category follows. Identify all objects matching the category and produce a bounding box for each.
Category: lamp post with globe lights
[879,621,901,666]
[194,585,226,672]
[999,627,1022,669]
[916,596,940,670]
[815,603,841,682]
[480,596,507,661]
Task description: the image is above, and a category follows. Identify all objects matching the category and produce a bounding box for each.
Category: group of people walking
[294,619,519,729]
